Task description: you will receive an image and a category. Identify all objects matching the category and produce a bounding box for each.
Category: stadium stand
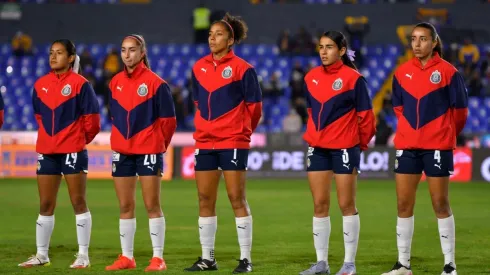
[0,43,403,132]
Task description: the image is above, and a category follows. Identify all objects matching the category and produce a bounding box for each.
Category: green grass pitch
[0,178,489,274]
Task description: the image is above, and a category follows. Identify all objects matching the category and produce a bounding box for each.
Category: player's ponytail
[414,22,443,58]
[321,31,358,71]
[125,34,151,69]
[434,35,443,58]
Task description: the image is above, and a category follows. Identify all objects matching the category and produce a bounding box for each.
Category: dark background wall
[1,0,489,45]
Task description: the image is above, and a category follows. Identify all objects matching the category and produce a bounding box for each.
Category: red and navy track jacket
[0,91,3,128]
[392,53,468,150]
[109,62,176,155]
[303,61,376,151]
[32,70,101,154]
[192,50,262,149]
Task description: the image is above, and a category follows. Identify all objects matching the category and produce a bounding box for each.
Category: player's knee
[313,199,329,216]
[198,192,216,206]
[119,201,135,216]
[338,200,356,216]
[71,196,87,214]
[39,200,56,216]
[228,194,246,210]
[144,202,162,216]
[432,199,451,217]
[397,200,415,216]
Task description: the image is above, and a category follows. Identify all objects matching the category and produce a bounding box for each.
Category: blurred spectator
[458,38,480,70]
[282,109,302,133]
[289,61,308,124]
[293,26,315,56]
[103,48,121,77]
[466,70,484,97]
[79,49,94,75]
[375,93,396,145]
[95,77,111,120]
[192,1,211,44]
[277,29,293,56]
[262,72,284,101]
[416,8,449,29]
[11,31,33,57]
[344,16,369,68]
[171,84,187,130]
[443,43,459,65]
[480,51,490,77]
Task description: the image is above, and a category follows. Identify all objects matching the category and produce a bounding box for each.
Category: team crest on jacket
[332,78,343,91]
[430,70,442,84]
[137,83,148,97]
[222,66,233,79]
[61,84,72,96]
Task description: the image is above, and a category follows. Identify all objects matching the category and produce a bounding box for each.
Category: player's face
[121,38,144,69]
[208,23,233,55]
[411,27,436,59]
[49,43,74,72]
[318,36,346,66]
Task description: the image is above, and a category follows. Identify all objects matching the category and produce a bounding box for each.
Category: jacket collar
[204,49,235,66]
[50,69,73,81]
[124,61,147,78]
[412,52,441,70]
[322,60,343,74]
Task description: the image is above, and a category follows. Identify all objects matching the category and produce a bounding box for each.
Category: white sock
[199,216,217,261]
[438,215,455,266]
[75,212,92,256]
[343,214,360,263]
[236,216,253,262]
[149,217,166,259]
[397,216,414,267]
[120,218,136,259]
[313,216,331,263]
[36,215,54,258]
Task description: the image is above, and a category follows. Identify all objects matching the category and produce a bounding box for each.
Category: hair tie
[347,49,356,62]
[72,54,80,73]
[125,34,145,45]
[221,20,234,39]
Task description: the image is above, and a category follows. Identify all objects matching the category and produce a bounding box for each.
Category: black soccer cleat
[184,257,218,272]
[442,262,457,274]
[233,258,252,273]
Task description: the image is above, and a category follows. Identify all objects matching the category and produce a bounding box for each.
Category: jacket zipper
[317,103,324,132]
[51,109,55,136]
[416,99,420,129]
[126,112,130,139]
[211,61,218,149]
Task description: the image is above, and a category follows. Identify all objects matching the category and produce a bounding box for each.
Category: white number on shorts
[434,150,441,163]
[342,149,349,163]
[144,154,157,165]
[65,153,78,165]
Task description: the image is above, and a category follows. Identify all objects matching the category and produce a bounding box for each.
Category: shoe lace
[111,254,128,267]
[193,257,204,265]
[149,257,161,265]
[72,253,86,266]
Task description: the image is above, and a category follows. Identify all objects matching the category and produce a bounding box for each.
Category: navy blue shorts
[194,149,249,171]
[306,145,361,174]
[36,150,88,175]
[394,149,454,177]
[112,152,164,177]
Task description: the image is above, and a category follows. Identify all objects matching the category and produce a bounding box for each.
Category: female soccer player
[184,13,262,273]
[299,31,376,275]
[382,22,467,275]
[19,39,101,269]
[105,34,176,272]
